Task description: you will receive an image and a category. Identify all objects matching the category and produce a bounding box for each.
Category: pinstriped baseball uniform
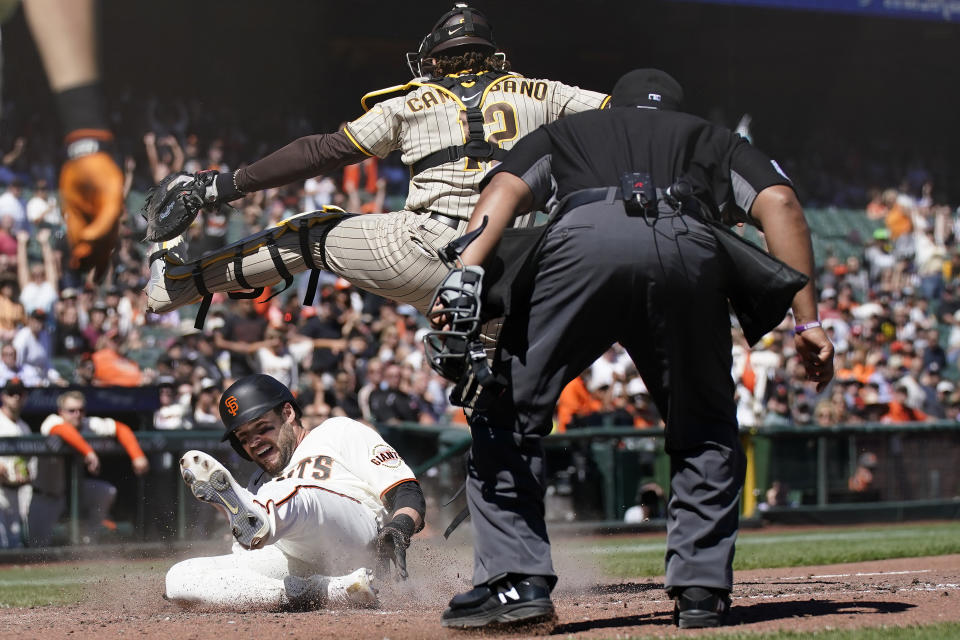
[344,73,609,220]
[145,73,608,315]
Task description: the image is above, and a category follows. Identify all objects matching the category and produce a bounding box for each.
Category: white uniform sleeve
[343,96,406,158]
[546,80,609,119]
[84,416,118,437]
[39,413,63,436]
[0,415,31,483]
[330,418,417,499]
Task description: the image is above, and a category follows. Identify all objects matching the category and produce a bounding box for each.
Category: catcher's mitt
[142,170,221,243]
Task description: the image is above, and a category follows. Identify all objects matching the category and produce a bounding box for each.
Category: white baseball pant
[165,476,379,610]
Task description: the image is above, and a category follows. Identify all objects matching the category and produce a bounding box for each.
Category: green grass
[588,521,960,578]
[619,622,960,639]
[0,561,158,608]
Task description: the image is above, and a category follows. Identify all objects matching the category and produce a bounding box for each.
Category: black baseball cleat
[671,586,731,628]
[441,575,555,629]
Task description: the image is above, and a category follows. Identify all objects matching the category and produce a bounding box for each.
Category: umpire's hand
[375,514,416,580]
[794,326,835,392]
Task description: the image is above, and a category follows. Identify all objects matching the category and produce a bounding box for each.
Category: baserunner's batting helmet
[219,374,301,460]
[407,3,498,77]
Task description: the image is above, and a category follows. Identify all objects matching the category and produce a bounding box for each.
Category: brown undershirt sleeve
[232,130,369,194]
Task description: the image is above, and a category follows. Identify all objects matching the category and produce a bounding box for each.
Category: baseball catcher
[142,3,609,327]
[164,374,425,611]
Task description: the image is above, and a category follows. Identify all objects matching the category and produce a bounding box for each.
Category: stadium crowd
[0,95,957,436]
[0,93,955,546]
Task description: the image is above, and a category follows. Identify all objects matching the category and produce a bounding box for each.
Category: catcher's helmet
[219,374,300,460]
[407,3,498,77]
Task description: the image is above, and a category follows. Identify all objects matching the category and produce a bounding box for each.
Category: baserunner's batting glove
[375,514,415,581]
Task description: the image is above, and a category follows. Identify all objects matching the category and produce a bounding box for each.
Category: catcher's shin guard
[146,208,347,327]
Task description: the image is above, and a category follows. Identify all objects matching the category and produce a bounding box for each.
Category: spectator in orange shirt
[836,347,876,385]
[883,189,912,240]
[555,373,600,433]
[569,379,633,429]
[881,383,931,423]
[91,330,143,387]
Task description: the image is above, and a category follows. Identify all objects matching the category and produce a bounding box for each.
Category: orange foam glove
[61,129,124,281]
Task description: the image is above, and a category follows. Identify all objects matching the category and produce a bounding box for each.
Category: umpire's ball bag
[709,221,809,347]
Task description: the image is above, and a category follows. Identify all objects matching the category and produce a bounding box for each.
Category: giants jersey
[247,417,416,520]
[344,73,609,220]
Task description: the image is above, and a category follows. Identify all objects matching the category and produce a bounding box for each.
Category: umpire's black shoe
[671,586,731,628]
[441,575,555,629]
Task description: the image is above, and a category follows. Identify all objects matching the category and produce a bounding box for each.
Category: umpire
[437,69,834,629]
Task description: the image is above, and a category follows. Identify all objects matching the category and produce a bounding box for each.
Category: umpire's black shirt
[483,107,793,226]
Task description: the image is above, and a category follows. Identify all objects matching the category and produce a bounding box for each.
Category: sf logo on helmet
[224,395,240,416]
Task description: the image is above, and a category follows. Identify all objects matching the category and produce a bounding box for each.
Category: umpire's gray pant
[467,194,745,591]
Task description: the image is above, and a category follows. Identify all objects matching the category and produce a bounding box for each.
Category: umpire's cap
[610,69,684,111]
[219,374,300,460]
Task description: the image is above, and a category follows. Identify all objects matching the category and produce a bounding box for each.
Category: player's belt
[428,212,463,230]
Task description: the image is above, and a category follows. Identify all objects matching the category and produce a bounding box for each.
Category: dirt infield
[1,549,958,639]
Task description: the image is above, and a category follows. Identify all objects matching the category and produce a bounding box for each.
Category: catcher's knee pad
[146,208,348,327]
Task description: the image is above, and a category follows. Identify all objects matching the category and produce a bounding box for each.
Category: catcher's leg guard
[145,209,347,322]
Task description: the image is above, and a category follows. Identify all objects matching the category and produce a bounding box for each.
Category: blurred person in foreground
[19,0,124,280]
[427,69,833,630]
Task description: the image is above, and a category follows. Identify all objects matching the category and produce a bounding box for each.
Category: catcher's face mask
[423,265,485,382]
